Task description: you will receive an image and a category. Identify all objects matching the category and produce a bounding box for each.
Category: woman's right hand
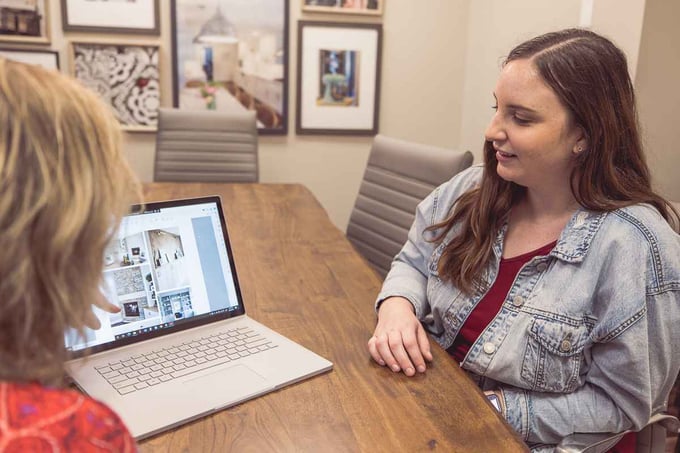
[367,296,433,377]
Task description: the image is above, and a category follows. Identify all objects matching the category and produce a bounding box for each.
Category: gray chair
[555,413,680,453]
[346,135,474,278]
[154,108,258,183]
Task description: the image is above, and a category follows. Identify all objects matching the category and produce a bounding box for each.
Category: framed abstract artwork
[70,42,160,131]
[0,0,50,44]
[0,47,58,70]
[296,21,382,135]
[301,0,383,16]
[171,0,289,135]
[61,0,160,35]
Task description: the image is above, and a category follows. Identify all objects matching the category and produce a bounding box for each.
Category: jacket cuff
[501,387,531,441]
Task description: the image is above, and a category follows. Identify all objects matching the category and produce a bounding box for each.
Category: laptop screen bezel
[66,195,247,358]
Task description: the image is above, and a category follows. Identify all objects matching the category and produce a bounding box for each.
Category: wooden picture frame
[70,41,160,131]
[171,0,290,135]
[61,0,160,35]
[296,21,382,135]
[301,0,384,16]
[0,47,58,69]
[0,0,50,44]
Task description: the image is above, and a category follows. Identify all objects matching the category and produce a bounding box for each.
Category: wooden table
[139,183,528,453]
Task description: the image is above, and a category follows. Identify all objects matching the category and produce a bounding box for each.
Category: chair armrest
[555,414,680,453]
[555,431,627,453]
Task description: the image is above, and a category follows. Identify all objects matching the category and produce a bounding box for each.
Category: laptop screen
[65,196,246,356]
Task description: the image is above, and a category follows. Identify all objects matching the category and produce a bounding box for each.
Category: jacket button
[560,339,572,352]
[536,262,548,272]
[483,342,496,354]
[512,295,524,307]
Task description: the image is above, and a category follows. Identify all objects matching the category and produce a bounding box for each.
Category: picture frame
[0,47,59,70]
[0,0,50,44]
[171,0,290,135]
[70,41,160,132]
[296,21,382,136]
[301,0,383,16]
[61,0,160,35]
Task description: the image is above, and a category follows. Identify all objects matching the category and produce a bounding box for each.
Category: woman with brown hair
[0,58,140,451]
[368,29,680,451]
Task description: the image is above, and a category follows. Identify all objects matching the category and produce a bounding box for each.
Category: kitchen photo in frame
[70,42,160,131]
[0,0,50,44]
[301,0,383,16]
[296,21,382,135]
[0,48,59,70]
[171,0,289,135]
[61,0,159,35]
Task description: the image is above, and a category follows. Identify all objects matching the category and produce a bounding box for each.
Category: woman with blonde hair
[0,58,140,451]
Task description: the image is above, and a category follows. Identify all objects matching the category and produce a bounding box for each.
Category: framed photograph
[0,0,50,44]
[70,42,160,131]
[0,47,58,69]
[301,0,383,16]
[171,0,289,135]
[296,21,382,135]
[61,0,159,35]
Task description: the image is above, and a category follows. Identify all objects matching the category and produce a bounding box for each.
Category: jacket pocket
[520,317,591,393]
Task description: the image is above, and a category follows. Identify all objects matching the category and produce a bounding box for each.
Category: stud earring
[576,146,583,153]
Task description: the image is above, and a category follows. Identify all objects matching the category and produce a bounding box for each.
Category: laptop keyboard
[94,326,278,395]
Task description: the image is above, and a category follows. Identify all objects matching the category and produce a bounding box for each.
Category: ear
[572,127,589,155]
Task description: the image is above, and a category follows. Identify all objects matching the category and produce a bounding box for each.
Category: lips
[496,150,517,158]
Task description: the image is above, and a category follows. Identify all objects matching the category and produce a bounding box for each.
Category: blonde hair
[0,59,140,384]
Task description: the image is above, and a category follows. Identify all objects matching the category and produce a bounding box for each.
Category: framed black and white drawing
[70,42,160,131]
[296,21,382,135]
[0,47,59,70]
[171,0,289,135]
[0,0,50,44]
[61,0,160,35]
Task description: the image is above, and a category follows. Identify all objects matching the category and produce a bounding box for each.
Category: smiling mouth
[496,150,517,158]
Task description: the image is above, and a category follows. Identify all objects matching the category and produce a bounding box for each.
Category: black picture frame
[296,21,382,136]
[171,0,290,135]
[0,47,59,70]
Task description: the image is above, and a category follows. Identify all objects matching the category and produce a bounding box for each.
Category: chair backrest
[154,108,259,183]
[346,135,474,277]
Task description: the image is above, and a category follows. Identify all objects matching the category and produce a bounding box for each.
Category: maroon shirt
[449,240,557,363]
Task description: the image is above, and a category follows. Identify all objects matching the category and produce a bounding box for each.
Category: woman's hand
[83,294,121,330]
[367,296,433,376]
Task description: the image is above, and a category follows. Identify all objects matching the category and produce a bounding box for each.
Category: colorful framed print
[301,0,383,16]
[0,47,58,69]
[70,42,160,131]
[61,0,159,35]
[171,0,289,135]
[0,0,50,44]
[296,21,382,135]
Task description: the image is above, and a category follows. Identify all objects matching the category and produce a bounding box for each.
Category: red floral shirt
[0,381,136,452]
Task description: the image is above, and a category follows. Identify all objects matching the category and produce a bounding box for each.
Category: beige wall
[635,0,680,201]
[33,0,678,228]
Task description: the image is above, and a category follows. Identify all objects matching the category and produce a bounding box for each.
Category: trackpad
[182,364,271,405]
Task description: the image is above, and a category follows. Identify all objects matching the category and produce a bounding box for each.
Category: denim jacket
[377,165,680,448]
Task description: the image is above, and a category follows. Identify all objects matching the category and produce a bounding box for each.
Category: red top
[449,240,557,362]
[0,381,136,452]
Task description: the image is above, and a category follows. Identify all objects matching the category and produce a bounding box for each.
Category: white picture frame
[0,47,59,70]
[61,0,160,35]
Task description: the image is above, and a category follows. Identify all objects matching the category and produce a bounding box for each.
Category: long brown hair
[433,28,678,295]
[0,59,140,384]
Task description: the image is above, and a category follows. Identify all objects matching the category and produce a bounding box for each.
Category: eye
[491,104,498,111]
[512,115,531,125]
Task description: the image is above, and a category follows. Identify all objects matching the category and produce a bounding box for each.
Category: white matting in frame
[297,22,382,135]
[61,0,159,34]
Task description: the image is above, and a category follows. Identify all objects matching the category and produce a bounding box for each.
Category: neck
[518,187,579,222]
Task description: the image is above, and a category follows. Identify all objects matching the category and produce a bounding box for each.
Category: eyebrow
[492,93,540,115]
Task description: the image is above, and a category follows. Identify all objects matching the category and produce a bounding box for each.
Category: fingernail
[406,367,415,375]
[378,360,385,366]
[417,365,426,373]
[391,364,400,372]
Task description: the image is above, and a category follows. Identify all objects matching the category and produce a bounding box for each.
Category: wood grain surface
[138,183,528,453]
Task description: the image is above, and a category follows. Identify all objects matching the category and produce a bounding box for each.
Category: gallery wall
[4,0,678,231]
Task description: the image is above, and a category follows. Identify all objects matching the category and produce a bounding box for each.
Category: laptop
[65,196,333,440]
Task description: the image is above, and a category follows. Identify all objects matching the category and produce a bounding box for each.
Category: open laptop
[65,196,332,440]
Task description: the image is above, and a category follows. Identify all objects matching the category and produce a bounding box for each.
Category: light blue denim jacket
[377,165,680,448]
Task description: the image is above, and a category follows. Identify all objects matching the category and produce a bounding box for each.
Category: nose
[484,112,506,144]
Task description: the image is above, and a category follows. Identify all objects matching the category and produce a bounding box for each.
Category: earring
[576,146,583,153]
